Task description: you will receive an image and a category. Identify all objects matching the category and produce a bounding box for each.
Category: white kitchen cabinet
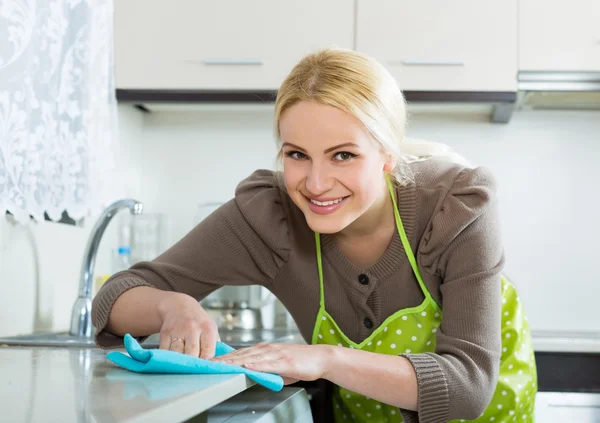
[114,1,354,90]
[519,0,600,71]
[355,0,518,92]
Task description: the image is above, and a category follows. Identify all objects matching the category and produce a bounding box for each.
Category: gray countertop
[0,346,257,423]
[0,347,298,423]
[2,325,597,423]
[0,328,308,423]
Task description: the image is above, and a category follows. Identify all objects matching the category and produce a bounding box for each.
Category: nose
[305,162,332,195]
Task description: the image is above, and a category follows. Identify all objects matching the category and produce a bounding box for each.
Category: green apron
[311,176,538,422]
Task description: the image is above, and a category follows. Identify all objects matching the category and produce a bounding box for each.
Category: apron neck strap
[315,232,325,309]
[385,174,435,305]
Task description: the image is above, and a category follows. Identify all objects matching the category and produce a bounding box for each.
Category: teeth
[310,197,344,206]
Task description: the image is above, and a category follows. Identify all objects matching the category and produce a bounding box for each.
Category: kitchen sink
[0,328,305,350]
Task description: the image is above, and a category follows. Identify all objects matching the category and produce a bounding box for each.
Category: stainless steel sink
[0,328,305,350]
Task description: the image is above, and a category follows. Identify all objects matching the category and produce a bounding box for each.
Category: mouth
[304,195,350,215]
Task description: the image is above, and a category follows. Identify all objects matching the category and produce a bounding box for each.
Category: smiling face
[279,101,395,235]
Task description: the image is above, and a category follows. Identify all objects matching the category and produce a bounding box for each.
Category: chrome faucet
[69,199,143,337]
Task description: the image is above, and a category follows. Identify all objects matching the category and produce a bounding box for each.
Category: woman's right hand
[156,292,220,359]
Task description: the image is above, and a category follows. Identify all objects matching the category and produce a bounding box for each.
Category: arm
[402,166,504,422]
[323,347,418,410]
[213,341,418,409]
[106,287,193,338]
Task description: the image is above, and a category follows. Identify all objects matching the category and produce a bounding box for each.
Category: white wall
[407,109,600,336]
[137,106,600,337]
[1,103,599,344]
[137,106,279,246]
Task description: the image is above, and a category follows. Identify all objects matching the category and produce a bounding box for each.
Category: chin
[303,214,351,234]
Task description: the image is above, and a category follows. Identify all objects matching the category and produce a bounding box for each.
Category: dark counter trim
[535,351,600,393]
[116,89,278,103]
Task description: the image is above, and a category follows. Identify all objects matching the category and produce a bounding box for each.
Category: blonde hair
[274,48,469,186]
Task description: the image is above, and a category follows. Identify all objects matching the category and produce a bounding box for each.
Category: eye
[284,151,308,160]
[334,152,356,161]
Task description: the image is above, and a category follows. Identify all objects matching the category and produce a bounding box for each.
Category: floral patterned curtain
[0,0,121,224]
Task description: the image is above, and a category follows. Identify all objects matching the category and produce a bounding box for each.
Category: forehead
[279,101,372,148]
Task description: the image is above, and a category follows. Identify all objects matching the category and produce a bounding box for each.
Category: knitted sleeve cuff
[91,276,154,349]
[399,353,450,423]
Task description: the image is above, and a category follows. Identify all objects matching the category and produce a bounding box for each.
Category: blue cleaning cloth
[106,334,284,392]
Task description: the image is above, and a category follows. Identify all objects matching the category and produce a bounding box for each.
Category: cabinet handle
[194,59,265,66]
[391,59,465,67]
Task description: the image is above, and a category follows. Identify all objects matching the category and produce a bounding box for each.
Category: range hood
[517,71,600,110]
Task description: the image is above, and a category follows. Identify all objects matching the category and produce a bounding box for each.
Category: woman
[92,48,537,423]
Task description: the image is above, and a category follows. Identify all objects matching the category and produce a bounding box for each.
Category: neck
[337,177,396,241]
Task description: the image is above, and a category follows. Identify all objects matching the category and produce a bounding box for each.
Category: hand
[211,343,332,385]
[156,292,220,359]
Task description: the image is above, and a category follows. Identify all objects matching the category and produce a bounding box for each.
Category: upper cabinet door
[114,1,354,90]
[355,0,518,92]
[519,0,600,71]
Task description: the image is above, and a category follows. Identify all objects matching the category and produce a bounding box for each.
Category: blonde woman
[92,49,537,423]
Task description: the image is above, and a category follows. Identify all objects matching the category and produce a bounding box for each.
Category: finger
[220,342,270,358]
[199,325,219,360]
[214,342,276,362]
[213,346,257,361]
[159,331,171,351]
[184,327,201,357]
[217,346,252,358]
[169,336,185,354]
[231,351,283,367]
[243,359,282,373]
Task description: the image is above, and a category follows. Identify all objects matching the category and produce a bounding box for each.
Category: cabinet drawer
[115,1,354,90]
[356,0,518,92]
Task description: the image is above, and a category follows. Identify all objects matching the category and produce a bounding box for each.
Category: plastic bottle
[112,246,132,274]
[111,216,133,274]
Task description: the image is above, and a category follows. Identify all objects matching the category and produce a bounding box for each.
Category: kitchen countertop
[0,325,598,423]
[0,331,600,423]
[0,327,314,423]
[530,330,600,353]
[0,345,262,423]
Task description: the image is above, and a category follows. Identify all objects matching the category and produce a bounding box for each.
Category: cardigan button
[358,274,369,285]
[364,318,374,329]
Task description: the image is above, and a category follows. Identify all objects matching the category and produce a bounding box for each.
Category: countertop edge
[532,335,600,353]
[121,374,256,423]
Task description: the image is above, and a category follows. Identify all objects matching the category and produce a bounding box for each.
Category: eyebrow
[281,142,360,154]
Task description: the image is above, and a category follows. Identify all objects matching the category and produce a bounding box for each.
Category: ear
[383,155,397,173]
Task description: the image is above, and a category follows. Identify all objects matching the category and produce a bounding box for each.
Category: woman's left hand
[211,343,332,385]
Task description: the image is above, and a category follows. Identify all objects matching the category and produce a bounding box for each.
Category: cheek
[283,164,305,201]
[283,165,298,186]
[349,162,384,205]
